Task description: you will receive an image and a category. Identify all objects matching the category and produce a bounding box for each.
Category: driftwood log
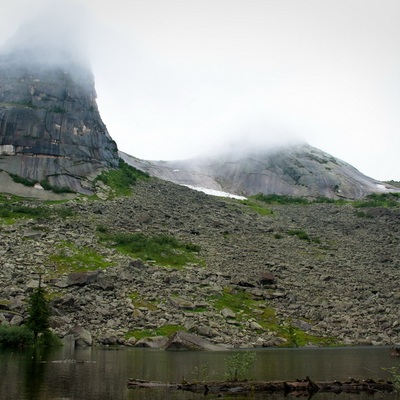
[128,376,394,395]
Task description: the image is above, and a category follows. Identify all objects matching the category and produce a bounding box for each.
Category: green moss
[48,241,113,273]
[100,232,203,268]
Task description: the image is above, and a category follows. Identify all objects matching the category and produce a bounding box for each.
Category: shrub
[0,325,34,348]
[9,173,37,187]
[383,364,400,392]
[287,229,311,242]
[225,352,256,381]
[39,180,75,194]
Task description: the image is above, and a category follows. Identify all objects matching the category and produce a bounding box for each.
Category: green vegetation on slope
[95,158,149,196]
[251,193,340,205]
[129,292,158,310]
[211,288,335,347]
[100,232,202,268]
[240,199,274,216]
[287,229,321,244]
[353,192,400,208]
[49,241,113,273]
[0,195,74,223]
[0,284,60,348]
[125,324,186,340]
[7,173,74,194]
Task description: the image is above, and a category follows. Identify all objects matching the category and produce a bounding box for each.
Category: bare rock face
[0,54,119,193]
[121,144,396,199]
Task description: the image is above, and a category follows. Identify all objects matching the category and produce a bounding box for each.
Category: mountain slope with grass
[0,168,399,348]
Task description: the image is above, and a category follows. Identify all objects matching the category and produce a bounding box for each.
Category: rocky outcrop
[120,145,397,200]
[0,53,119,194]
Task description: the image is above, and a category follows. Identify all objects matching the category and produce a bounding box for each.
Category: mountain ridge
[120,144,395,200]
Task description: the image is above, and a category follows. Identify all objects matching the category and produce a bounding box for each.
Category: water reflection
[0,346,398,400]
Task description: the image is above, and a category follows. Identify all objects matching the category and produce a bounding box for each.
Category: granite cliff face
[0,54,119,194]
[121,144,394,200]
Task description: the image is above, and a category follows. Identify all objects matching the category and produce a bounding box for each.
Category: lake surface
[0,345,398,399]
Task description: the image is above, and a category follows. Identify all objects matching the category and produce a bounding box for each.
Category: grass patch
[48,241,112,273]
[212,288,256,314]
[252,193,310,205]
[287,229,320,243]
[125,324,186,340]
[353,192,400,208]
[279,325,336,347]
[240,199,273,216]
[251,193,342,206]
[210,288,334,347]
[355,210,374,218]
[129,292,158,310]
[287,229,311,242]
[95,158,149,196]
[100,232,202,268]
[0,196,75,223]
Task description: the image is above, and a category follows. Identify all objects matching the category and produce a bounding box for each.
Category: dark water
[0,345,398,400]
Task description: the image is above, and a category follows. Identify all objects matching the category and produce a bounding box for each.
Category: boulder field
[0,178,399,348]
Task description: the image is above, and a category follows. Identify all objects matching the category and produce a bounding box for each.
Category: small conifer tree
[26,274,50,341]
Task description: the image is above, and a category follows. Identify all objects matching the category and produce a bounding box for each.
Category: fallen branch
[127,377,394,395]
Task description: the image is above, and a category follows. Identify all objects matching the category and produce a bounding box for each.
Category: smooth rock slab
[164,331,225,351]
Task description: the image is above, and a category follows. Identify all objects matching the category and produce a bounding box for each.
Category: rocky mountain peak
[0,51,119,194]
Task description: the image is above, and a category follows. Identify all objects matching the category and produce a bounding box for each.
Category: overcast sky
[1,0,399,180]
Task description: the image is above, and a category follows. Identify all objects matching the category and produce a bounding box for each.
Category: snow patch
[183,185,246,200]
[375,184,392,192]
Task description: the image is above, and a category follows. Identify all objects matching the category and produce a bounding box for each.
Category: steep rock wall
[0,55,118,193]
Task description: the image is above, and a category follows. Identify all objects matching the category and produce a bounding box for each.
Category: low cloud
[1,0,91,68]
